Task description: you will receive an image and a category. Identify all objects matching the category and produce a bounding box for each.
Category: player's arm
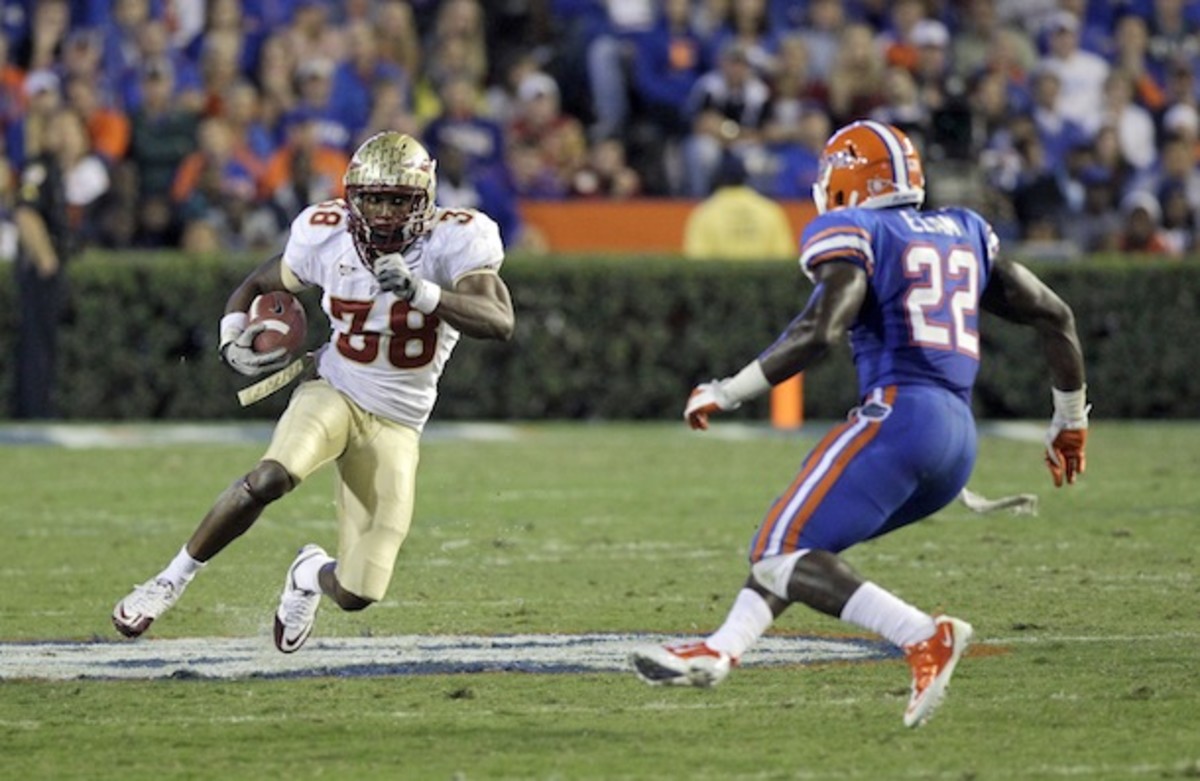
[981,255,1084,392]
[222,254,308,315]
[981,255,1089,486]
[685,260,866,430]
[433,271,515,341]
[218,254,308,376]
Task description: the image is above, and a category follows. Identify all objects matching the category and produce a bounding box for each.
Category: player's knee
[244,460,296,504]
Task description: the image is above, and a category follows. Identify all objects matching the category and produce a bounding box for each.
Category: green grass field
[1,421,1197,780]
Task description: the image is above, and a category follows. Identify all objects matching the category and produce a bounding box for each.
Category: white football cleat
[630,641,736,687]
[113,578,184,638]
[903,615,974,727]
[273,544,326,654]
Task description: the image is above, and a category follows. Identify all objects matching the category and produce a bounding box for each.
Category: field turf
[1,421,1197,780]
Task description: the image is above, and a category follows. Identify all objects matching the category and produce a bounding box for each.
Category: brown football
[248,291,307,357]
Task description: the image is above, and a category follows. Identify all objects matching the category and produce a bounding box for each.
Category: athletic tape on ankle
[751,549,809,600]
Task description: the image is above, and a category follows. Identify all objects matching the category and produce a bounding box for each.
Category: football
[247,291,307,357]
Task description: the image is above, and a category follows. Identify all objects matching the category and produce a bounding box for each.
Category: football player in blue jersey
[630,120,1089,727]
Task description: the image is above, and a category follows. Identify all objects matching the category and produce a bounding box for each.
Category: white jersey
[282,200,504,432]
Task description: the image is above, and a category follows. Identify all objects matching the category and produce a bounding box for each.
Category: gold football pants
[263,379,419,601]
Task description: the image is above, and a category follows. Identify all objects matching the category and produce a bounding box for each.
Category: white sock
[839,581,936,648]
[160,545,205,589]
[706,588,774,658]
[293,552,335,593]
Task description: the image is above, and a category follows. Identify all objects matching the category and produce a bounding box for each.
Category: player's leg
[764,387,977,726]
[114,380,351,639]
[274,409,419,651]
[326,415,420,609]
[628,398,902,686]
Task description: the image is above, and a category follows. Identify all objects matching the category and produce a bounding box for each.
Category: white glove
[219,313,290,377]
[682,362,771,431]
[374,252,442,313]
[683,381,741,431]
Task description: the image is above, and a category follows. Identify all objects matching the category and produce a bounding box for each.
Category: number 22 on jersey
[902,244,980,358]
[330,298,440,369]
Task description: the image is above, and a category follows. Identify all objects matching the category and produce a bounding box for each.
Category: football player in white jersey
[113,132,515,652]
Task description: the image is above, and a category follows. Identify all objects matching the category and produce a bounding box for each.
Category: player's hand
[221,322,290,377]
[684,381,739,431]
[1044,417,1088,487]
[374,252,417,299]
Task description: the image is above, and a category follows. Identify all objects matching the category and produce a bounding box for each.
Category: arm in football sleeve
[981,256,1088,487]
[685,260,867,430]
[217,254,305,375]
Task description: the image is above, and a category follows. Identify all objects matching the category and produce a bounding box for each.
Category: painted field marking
[0,633,896,681]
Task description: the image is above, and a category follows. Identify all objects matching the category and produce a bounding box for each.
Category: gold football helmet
[344,131,438,262]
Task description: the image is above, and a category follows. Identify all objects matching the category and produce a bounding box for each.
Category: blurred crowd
[3,0,1200,258]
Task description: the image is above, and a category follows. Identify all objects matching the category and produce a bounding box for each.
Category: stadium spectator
[221,79,277,163]
[679,41,772,196]
[1131,131,1200,217]
[1037,10,1110,133]
[1117,189,1177,256]
[507,71,588,198]
[877,0,929,73]
[794,0,845,83]
[171,116,270,252]
[99,0,151,94]
[764,34,830,143]
[0,32,23,129]
[1102,69,1157,171]
[6,69,62,170]
[681,152,793,260]
[290,56,353,152]
[581,0,655,143]
[255,33,299,134]
[870,67,928,144]
[423,74,506,173]
[260,109,349,227]
[1061,165,1123,253]
[330,20,410,143]
[356,78,422,148]
[1157,179,1197,253]
[630,0,711,140]
[15,0,69,72]
[1145,0,1200,87]
[280,0,346,67]
[122,58,199,247]
[1111,12,1167,114]
[118,17,203,114]
[1028,67,1089,171]
[375,0,422,80]
[825,22,887,125]
[570,136,641,198]
[706,0,780,78]
[426,0,488,96]
[197,30,246,118]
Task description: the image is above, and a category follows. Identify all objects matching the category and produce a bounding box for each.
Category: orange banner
[519,199,817,253]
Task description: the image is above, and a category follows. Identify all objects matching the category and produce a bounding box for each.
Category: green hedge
[0,252,1195,420]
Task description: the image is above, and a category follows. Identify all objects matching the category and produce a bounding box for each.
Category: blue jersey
[798,206,999,404]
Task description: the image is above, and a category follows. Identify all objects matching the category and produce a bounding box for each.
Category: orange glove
[1044,386,1090,487]
[1045,428,1087,487]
